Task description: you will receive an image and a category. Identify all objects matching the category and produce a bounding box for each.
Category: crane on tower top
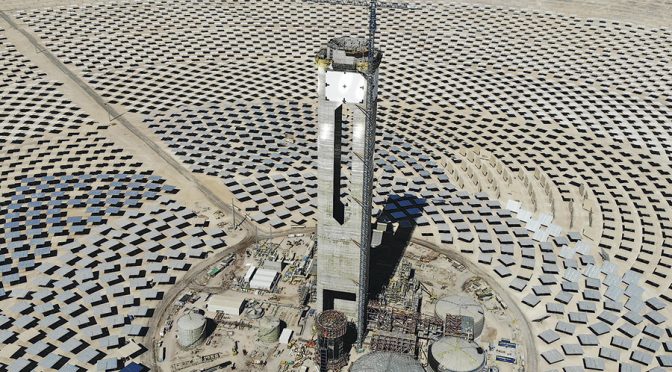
[304,0,415,76]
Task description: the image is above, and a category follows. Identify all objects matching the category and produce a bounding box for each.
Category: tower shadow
[368,193,425,301]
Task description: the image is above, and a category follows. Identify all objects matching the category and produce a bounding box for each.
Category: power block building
[315,36,382,318]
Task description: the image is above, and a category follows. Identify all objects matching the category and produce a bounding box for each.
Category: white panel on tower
[325,71,366,103]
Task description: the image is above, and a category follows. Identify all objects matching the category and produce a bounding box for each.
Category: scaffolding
[298,278,317,305]
[365,256,446,354]
[377,259,421,310]
[367,300,417,334]
[443,314,474,341]
[365,300,444,357]
[370,330,416,355]
[416,314,444,340]
[368,301,444,337]
[315,310,349,372]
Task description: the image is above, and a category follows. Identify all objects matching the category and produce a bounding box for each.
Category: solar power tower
[315,0,383,349]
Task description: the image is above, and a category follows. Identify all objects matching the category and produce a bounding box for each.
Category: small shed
[279,328,294,344]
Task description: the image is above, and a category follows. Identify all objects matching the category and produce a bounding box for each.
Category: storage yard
[0,0,671,371]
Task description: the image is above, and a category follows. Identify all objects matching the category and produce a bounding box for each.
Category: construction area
[152,228,524,371]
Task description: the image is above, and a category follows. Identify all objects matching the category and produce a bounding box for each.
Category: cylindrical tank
[257,318,281,342]
[315,310,348,371]
[350,352,425,372]
[435,295,485,338]
[428,337,486,372]
[177,312,207,347]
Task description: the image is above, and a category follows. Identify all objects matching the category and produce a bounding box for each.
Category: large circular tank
[257,318,281,342]
[177,312,207,348]
[428,337,486,372]
[350,352,425,372]
[435,295,485,338]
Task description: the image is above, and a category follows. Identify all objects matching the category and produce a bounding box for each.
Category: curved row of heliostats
[143,101,672,370]
[0,24,230,372]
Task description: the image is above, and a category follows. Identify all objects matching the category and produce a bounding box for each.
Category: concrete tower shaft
[315,36,381,319]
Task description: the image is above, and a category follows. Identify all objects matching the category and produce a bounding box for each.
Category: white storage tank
[428,337,486,372]
[435,295,485,339]
[350,352,425,372]
[177,312,207,347]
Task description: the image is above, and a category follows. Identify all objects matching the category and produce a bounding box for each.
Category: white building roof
[207,292,246,315]
[243,266,256,282]
[249,268,279,291]
[262,260,283,272]
[279,328,294,344]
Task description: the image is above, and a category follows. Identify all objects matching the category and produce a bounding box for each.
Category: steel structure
[370,330,416,355]
[357,0,379,350]
[367,300,444,339]
[315,310,349,372]
[443,314,475,341]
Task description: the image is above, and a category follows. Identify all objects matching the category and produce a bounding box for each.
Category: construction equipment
[419,282,436,302]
